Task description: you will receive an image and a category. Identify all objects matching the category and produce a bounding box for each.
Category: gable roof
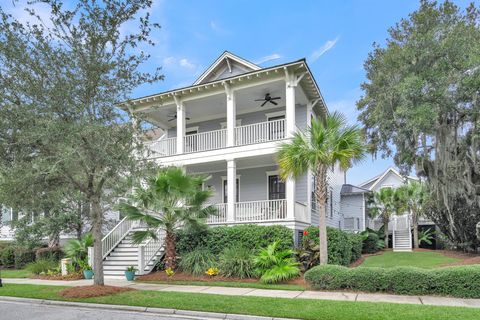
[193,51,261,85]
[359,167,419,190]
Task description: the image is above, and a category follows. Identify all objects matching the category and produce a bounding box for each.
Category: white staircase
[89,217,166,278]
[393,214,412,252]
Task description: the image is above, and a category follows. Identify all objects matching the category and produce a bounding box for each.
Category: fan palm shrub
[254,241,300,284]
[120,167,217,269]
[278,111,366,264]
[64,233,93,266]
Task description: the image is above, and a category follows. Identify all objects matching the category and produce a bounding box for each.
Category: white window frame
[221,175,241,203]
[265,111,285,121]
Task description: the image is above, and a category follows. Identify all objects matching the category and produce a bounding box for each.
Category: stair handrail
[102,217,133,259]
[138,228,165,274]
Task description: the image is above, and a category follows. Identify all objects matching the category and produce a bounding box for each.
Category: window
[222,178,239,203]
[268,175,285,200]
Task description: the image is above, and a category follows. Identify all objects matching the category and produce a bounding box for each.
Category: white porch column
[174,96,185,154]
[306,102,313,218]
[286,178,295,220]
[285,69,296,138]
[225,84,236,147]
[226,159,236,222]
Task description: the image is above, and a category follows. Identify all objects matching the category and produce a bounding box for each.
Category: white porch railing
[102,217,133,259]
[148,137,176,157]
[235,119,286,146]
[138,229,165,275]
[207,203,227,224]
[184,129,227,153]
[235,199,287,222]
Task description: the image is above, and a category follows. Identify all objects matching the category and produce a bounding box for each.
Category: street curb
[0,296,299,320]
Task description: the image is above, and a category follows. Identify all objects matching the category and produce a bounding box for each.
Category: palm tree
[396,181,426,249]
[64,233,93,266]
[369,187,400,247]
[278,112,366,265]
[120,167,217,269]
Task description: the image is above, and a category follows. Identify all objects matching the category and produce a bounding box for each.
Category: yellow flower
[205,267,219,277]
[165,267,175,277]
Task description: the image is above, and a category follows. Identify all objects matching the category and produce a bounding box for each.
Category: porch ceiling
[186,154,277,174]
[139,79,308,129]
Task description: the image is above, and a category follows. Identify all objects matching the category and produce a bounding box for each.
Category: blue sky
[4,0,474,185]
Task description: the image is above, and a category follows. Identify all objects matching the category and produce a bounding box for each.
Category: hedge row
[304,265,480,298]
[0,244,36,269]
[176,225,293,255]
[302,226,363,266]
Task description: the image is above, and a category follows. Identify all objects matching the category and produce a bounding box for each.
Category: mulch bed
[59,285,135,298]
[34,273,84,281]
[138,271,306,286]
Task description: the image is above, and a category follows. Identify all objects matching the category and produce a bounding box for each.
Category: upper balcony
[146,118,286,158]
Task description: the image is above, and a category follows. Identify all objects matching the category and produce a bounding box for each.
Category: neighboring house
[95,51,346,277]
[341,167,434,251]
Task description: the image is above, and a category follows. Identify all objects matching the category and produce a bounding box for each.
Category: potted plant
[79,259,93,279]
[125,266,137,281]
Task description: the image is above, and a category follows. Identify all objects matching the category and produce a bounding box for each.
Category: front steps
[103,229,164,278]
[393,229,412,252]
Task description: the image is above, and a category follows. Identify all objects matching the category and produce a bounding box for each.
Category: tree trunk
[383,216,389,248]
[91,195,104,285]
[315,165,328,265]
[412,212,419,249]
[48,232,60,248]
[165,229,176,269]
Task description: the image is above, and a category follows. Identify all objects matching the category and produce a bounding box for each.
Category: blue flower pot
[125,271,136,281]
[83,270,94,279]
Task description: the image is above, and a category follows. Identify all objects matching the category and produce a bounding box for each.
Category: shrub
[14,247,36,269]
[179,249,217,276]
[26,259,58,275]
[304,265,480,298]
[254,242,300,284]
[176,225,293,255]
[0,244,16,268]
[64,234,93,265]
[35,246,64,262]
[219,246,255,279]
[301,226,362,267]
[362,232,380,253]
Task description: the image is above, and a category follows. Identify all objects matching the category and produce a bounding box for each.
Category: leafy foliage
[278,112,366,264]
[64,233,93,266]
[179,249,217,276]
[254,242,300,284]
[26,259,58,275]
[418,228,435,246]
[176,224,293,256]
[357,0,480,251]
[219,246,255,279]
[305,264,480,298]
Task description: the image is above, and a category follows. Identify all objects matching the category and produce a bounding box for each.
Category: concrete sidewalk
[4,278,480,309]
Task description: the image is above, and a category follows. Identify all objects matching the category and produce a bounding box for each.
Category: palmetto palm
[396,181,426,249]
[278,112,366,265]
[120,167,217,269]
[369,187,401,247]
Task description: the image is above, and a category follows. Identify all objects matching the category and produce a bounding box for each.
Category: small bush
[179,249,217,276]
[305,265,480,298]
[301,226,362,267]
[26,259,59,275]
[219,246,255,279]
[176,225,293,255]
[254,242,300,284]
[35,246,64,262]
[362,232,380,253]
[14,247,36,269]
[0,245,16,268]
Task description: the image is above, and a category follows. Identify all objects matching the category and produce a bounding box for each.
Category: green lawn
[360,251,460,269]
[137,280,305,291]
[1,284,480,320]
[1,269,31,278]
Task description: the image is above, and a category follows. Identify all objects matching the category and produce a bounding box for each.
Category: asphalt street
[0,300,211,320]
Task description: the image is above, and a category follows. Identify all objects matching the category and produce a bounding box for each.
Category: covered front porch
[185,155,310,226]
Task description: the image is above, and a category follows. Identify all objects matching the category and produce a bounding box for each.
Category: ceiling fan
[168,114,191,122]
[255,93,281,107]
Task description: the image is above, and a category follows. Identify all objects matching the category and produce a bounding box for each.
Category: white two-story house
[125,51,345,241]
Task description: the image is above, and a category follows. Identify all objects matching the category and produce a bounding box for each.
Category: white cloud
[210,20,230,35]
[310,37,339,62]
[254,54,282,65]
[161,56,197,71]
[179,58,196,69]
